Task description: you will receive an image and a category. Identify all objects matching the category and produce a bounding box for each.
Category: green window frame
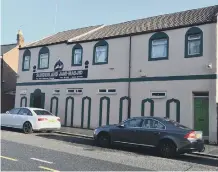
[38,47,50,69]
[93,40,109,65]
[185,27,203,58]
[22,49,31,71]
[148,32,169,61]
[72,44,83,66]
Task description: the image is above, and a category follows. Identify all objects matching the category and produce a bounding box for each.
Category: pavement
[1,127,218,171]
[56,127,218,158]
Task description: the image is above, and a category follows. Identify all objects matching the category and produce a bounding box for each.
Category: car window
[142,119,165,129]
[8,108,20,114]
[34,110,53,116]
[18,108,32,116]
[124,118,143,128]
[164,118,190,129]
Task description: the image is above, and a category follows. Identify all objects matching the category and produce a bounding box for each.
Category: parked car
[93,116,205,158]
[1,107,61,134]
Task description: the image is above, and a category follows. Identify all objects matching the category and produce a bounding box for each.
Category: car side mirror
[118,124,125,128]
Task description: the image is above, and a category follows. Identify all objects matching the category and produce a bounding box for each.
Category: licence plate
[48,119,56,122]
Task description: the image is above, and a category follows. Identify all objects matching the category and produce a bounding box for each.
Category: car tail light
[184,131,198,140]
[38,117,48,121]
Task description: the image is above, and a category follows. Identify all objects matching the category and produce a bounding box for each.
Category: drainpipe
[127,36,132,117]
[1,55,3,113]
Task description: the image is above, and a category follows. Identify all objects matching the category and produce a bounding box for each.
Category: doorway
[193,92,209,137]
[30,89,45,109]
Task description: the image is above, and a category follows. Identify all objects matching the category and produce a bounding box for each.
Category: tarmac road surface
[1,128,218,171]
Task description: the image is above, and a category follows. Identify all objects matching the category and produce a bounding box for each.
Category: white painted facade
[15,20,218,143]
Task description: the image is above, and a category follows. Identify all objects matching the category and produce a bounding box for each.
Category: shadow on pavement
[1,126,44,134]
[36,133,218,168]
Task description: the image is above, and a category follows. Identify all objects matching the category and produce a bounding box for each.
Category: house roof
[73,5,218,42]
[21,5,218,49]
[1,43,17,55]
[24,25,102,48]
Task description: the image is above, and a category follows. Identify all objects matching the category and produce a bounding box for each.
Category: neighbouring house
[1,30,24,112]
[16,5,218,143]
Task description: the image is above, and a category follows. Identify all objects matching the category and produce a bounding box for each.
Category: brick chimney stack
[17,30,24,47]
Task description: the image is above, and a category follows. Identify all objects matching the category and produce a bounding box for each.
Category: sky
[1,0,218,45]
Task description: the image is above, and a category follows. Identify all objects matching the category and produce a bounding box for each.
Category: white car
[1,107,61,134]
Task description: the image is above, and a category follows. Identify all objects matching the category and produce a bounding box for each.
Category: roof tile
[23,5,218,48]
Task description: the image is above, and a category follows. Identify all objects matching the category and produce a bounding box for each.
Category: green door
[29,93,45,109]
[41,93,45,109]
[30,93,34,107]
[194,97,209,136]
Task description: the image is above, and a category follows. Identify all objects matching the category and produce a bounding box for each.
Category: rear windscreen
[165,119,190,129]
[34,110,53,116]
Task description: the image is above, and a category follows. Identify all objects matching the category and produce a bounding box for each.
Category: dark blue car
[93,117,205,158]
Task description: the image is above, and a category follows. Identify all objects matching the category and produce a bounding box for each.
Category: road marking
[38,166,59,172]
[0,155,18,161]
[30,157,53,164]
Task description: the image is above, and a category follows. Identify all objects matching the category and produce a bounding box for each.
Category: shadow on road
[1,126,45,134]
[36,133,218,168]
[1,127,23,133]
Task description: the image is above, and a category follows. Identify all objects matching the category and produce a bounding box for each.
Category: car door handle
[154,132,160,135]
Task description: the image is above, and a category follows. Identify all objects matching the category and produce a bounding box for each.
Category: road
[1,128,218,171]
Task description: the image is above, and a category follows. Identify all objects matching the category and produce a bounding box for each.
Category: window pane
[34,110,53,116]
[142,119,165,129]
[40,53,48,68]
[23,56,30,69]
[188,34,201,40]
[124,119,142,127]
[74,49,82,64]
[151,39,167,58]
[18,108,32,116]
[188,39,200,55]
[95,46,107,63]
[9,108,20,114]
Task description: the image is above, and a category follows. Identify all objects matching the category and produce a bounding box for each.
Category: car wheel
[47,130,54,133]
[23,122,33,134]
[158,140,176,158]
[97,133,110,148]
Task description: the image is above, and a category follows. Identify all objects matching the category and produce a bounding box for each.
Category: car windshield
[164,118,190,129]
[34,110,53,116]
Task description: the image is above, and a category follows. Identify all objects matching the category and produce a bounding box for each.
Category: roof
[24,25,102,48]
[73,5,218,42]
[1,44,17,55]
[21,5,218,49]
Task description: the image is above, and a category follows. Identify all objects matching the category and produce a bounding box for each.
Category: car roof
[131,116,165,120]
[18,107,46,111]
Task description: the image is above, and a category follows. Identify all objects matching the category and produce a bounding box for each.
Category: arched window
[22,49,31,71]
[38,47,49,69]
[72,44,83,66]
[185,27,203,58]
[148,32,169,61]
[93,40,109,65]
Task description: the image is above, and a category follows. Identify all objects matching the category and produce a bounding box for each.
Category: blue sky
[1,0,218,45]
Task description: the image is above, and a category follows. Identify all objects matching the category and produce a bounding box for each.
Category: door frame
[30,89,45,109]
[192,92,209,140]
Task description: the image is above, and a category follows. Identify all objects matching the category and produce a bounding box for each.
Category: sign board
[32,60,89,80]
[32,69,88,80]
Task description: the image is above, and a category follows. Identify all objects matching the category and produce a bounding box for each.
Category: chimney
[17,30,24,47]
